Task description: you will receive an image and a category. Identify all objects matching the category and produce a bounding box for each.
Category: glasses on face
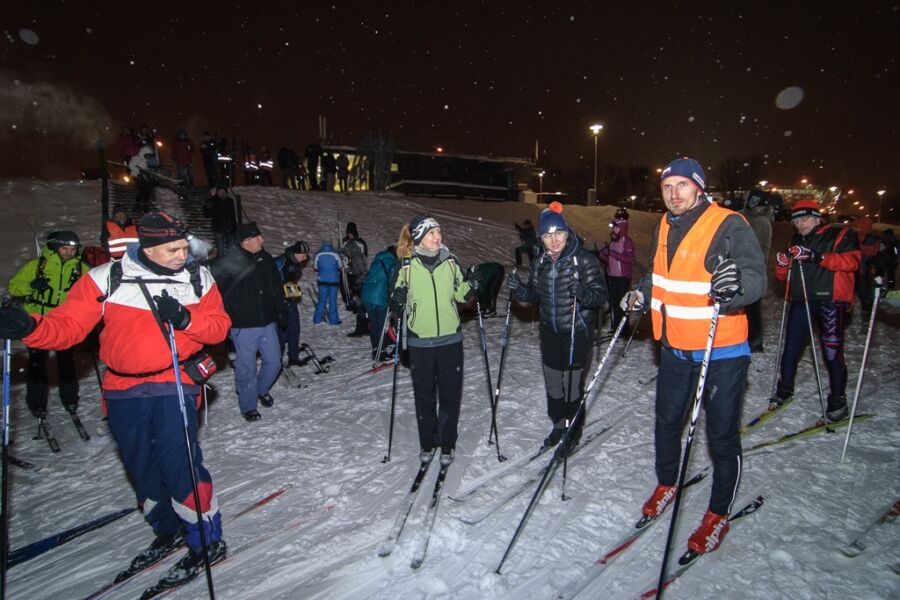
[541,231,567,241]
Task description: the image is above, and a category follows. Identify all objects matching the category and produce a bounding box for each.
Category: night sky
[3,2,899,203]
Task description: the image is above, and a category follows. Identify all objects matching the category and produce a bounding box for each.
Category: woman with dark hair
[390,216,476,466]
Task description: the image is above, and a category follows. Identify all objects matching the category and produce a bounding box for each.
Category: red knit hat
[790,200,821,220]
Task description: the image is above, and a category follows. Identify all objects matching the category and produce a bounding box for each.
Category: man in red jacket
[1,211,231,590]
[772,199,860,420]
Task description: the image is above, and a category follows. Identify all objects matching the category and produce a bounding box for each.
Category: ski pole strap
[135,277,171,341]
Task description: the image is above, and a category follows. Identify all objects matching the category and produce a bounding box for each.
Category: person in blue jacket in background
[312,240,342,325]
[361,245,397,362]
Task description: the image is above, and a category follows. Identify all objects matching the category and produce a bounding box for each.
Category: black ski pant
[408,341,464,454]
[779,300,848,399]
[745,299,764,350]
[26,347,79,417]
[655,346,748,516]
[606,275,631,335]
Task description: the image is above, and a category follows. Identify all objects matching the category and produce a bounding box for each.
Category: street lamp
[538,170,545,194]
[877,189,886,221]
[629,195,636,210]
[589,124,603,204]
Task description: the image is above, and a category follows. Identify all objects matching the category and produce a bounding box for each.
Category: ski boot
[826,394,848,422]
[687,509,729,554]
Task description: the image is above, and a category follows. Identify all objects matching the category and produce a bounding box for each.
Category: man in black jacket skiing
[211,222,287,421]
[507,202,608,454]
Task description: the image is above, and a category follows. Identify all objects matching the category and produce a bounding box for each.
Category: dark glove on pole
[153,290,191,330]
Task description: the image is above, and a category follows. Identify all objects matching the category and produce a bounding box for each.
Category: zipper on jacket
[431,272,440,334]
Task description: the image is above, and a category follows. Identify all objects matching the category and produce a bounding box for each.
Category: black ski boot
[116,530,186,581]
[258,393,274,407]
[826,394,848,422]
[541,423,566,452]
[149,540,227,593]
[347,314,369,337]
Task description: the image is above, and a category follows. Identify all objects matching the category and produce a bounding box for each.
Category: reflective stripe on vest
[106,222,139,258]
[651,204,747,350]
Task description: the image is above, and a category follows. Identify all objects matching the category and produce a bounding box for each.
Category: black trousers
[655,346,748,516]
[779,300,847,398]
[408,342,464,453]
[26,347,79,416]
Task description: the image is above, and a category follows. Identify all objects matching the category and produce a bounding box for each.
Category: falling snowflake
[775,87,804,110]
[19,29,39,45]
[688,116,695,122]
[784,130,793,137]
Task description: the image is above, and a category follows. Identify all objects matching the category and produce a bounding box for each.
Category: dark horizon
[3,3,899,208]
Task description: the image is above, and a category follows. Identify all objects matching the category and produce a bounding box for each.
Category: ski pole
[496,306,630,574]
[841,284,881,462]
[655,302,720,600]
[769,267,792,400]
[472,272,503,461]
[487,271,516,461]
[382,306,404,464]
[561,262,579,498]
[372,306,392,369]
[165,323,215,600]
[796,261,829,424]
[620,310,642,358]
[2,336,11,599]
[560,306,631,500]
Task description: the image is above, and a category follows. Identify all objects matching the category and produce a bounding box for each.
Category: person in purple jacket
[598,212,636,335]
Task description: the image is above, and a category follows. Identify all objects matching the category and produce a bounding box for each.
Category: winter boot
[440,449,455,467]
[258,393,275,408]
[642,484,677,518]
[156,540,227,589]
[826,394,848,422]
[687,509,730,554]
[541,419,567,451]
[63,403,79,415]
[287,358,304,368]
[419,449,435,464]
[768,381,793,408]
[242,409,262,422]
[123,530,186,575]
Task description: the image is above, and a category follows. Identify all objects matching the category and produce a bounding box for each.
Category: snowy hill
[2,180,898,599]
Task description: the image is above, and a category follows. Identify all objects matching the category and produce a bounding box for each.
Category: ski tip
[677,549,701,566]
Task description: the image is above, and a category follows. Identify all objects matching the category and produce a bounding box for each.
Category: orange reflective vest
[105,221,138,258]
[651,204,748,350]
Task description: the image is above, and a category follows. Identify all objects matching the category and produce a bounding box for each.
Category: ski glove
[506,271,522,291]
[788,245,821,264]
[710,257,743,303]
[30,277,51,293]
[568,278,585,301]
[390,286,408,312]
[775,251,790,268]
[0,306,36,340]
[620,290,646,313]
[153,289,191,330]
[465,267,480,292]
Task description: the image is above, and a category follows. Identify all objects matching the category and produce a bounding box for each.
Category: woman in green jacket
[390,215,476,466]
[8,230,90,418]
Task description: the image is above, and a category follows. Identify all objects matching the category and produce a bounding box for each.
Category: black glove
[30,277,51,293]
[153,289,191,330]
[710,257,743,303]
[390,286,408,312]
[0,306,37,340]
[465,267,480,292]
[568,278,585,301]
[506,271,522,292]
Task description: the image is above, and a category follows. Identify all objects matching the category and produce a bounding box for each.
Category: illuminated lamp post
[538,170,545,194]
[877,189,886,222]
[589,123,603,204]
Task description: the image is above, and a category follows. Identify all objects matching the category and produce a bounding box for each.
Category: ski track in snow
[2,181,898,599]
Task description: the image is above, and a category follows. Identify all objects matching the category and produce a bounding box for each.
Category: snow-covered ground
[2,180,898,599]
